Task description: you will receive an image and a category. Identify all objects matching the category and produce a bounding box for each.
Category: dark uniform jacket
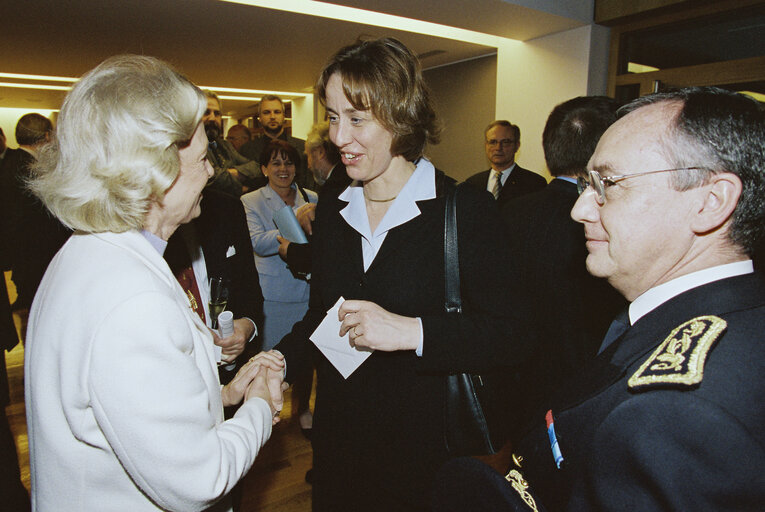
[434,271,765,512]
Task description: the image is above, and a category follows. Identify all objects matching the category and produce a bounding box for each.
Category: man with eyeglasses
[433,87,765,511]
[465,120,546,206]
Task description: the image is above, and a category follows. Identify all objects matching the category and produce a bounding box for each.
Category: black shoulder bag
[443,186,506,456]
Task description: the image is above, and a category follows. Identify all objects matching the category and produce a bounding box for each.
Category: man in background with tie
[433,87,765,511]
[465,120,546,206]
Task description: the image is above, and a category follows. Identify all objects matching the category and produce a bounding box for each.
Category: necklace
[363,190,397,203]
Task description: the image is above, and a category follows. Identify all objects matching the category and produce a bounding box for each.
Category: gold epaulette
[628,315,727,391]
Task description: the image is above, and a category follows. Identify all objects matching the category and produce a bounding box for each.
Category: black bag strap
[444,186,461,314]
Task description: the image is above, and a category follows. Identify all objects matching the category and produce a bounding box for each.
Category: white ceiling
[0,0,590,115]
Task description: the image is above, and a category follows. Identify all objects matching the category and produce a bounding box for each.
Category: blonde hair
[29,55,206,233]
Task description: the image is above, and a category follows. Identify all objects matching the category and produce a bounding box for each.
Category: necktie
[165,235,206,324]
[598,308,630,354]
[491,171,503,199]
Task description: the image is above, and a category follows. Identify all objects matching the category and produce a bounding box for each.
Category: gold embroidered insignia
[628,315,726,390]
[504,469,539,512]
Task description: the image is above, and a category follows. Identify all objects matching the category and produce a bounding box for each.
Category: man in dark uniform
[433,87,765,511]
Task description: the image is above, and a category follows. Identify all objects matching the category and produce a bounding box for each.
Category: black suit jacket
[275,173,533,511]
[500,179,625,437]
[464,164,546,208]
[0,148,71,309]
[284,163,352,277]
[166,189,264,381]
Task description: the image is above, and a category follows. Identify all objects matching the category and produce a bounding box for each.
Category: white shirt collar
[339,158,436,270]
[629,260,754,324]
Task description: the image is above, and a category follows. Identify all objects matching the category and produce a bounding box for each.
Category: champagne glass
[208,277,229,329]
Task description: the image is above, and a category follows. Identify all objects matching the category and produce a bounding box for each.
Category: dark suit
[499,178,625,438]
[0,148,70,310]
[283,163,352,277]
[464,164,546,208]
[0,272,29,509]
[275,171,533,511]
[434,272,765,512]
[166,189,264,382]
[205,138,263,197]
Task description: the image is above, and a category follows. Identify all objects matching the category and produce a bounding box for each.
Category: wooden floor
[4,275,511,511]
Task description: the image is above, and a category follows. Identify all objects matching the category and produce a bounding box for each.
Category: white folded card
[310,296,374,379]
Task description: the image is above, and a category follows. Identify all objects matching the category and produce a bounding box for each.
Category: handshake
[220,350,288,424]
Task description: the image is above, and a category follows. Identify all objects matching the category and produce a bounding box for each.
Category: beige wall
[495,25,603,180]
[421,24,608,184]
[424,55,497,182]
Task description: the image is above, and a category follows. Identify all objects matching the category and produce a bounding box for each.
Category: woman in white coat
[240,140,318,351]
[24,55,284,512]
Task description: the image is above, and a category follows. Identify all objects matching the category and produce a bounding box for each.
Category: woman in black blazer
[272,37,530,511]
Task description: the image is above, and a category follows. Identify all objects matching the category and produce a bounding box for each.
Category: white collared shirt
[628,260,754,325]
[487,162,517,193]
[339,158,436,271]
[337,158,436,355]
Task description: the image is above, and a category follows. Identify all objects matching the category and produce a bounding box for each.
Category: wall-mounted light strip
[0,73,309,101]
[0,82,72,91]
[0,72,78,83]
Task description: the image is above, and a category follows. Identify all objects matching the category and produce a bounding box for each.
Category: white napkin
[310,296,374,378]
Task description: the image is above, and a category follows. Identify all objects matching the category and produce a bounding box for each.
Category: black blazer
[500,179,625,437]
[166,189,264,381]
[0,148,70,309]
[275,171,533,511]
[193,189,264,330]
[284,163,352,277]
[464,164,546,208]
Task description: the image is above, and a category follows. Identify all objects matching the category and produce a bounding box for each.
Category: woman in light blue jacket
[241,140,317,350]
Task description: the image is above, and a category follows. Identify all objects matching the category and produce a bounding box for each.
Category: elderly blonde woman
[24,55,284,512]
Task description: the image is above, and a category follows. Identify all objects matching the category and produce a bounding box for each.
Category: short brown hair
[316,37,440,161]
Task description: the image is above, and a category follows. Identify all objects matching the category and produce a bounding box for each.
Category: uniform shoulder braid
[628,315,727,391]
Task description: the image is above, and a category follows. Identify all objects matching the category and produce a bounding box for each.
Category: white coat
[25,230,272,511]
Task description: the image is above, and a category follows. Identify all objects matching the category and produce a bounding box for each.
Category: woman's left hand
[338,300,420,352]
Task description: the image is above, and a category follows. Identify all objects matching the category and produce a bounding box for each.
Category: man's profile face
[202,97,223,139]
[259,99,285,135]
[484,125,520,171]
[571,102,699,300]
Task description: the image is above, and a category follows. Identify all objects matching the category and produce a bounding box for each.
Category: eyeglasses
[577,167,706,205]
[485,139,516,147]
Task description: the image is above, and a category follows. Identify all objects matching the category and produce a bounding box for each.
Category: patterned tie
[491,171,503,199]
[598,308,630,354]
